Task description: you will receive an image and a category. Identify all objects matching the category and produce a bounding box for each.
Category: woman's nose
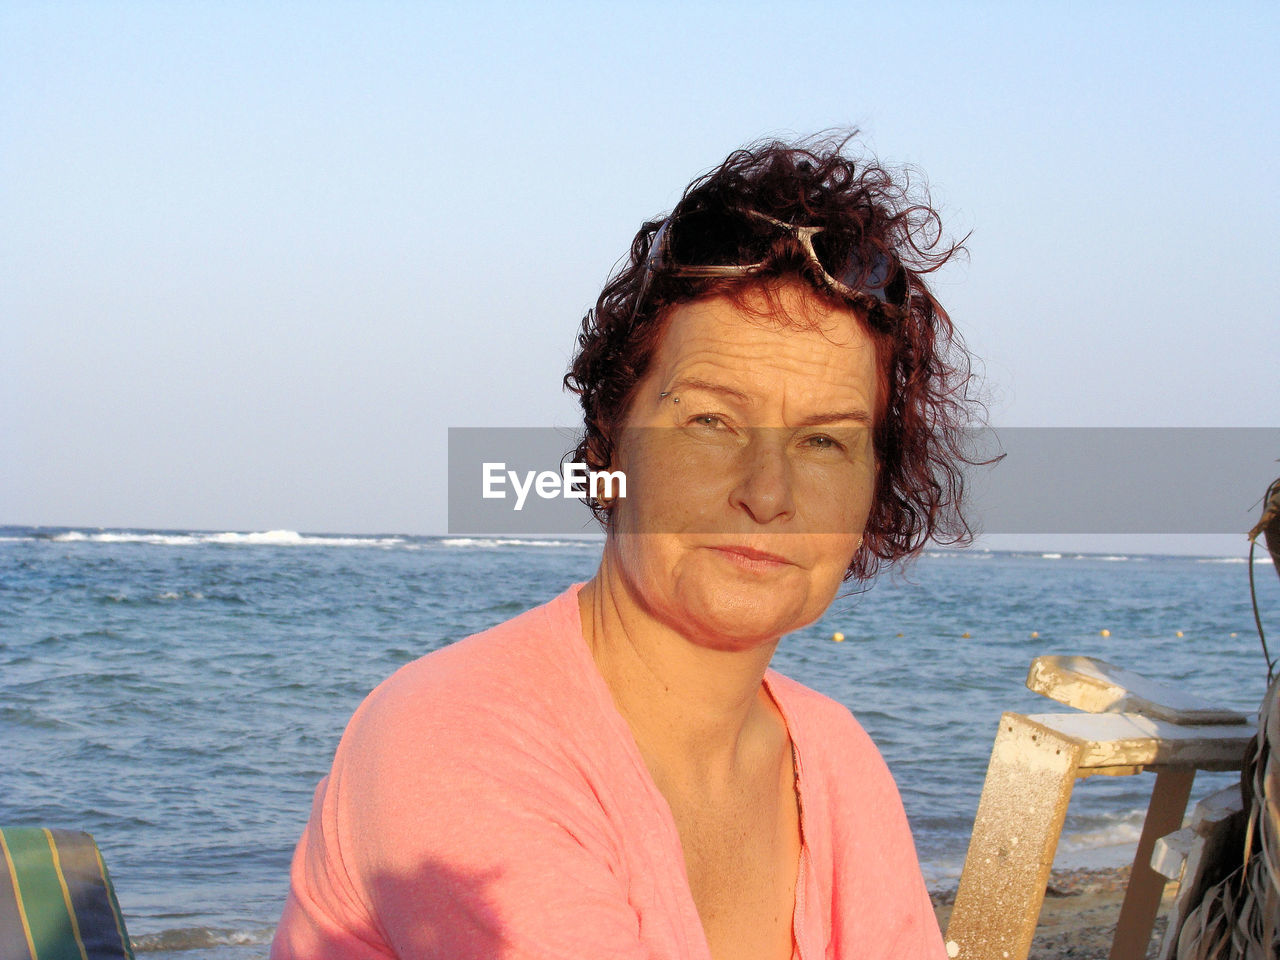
[728,430,796,525]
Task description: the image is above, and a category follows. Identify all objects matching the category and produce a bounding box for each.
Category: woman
[273,135,977,960]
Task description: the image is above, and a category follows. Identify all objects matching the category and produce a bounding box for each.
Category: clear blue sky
[3,2,1277,551]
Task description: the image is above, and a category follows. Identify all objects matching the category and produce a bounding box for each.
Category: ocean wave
[52,531,201,546]
[919,856,966,889]
[1197,554,1274,564]
[131,924,275,952]
[47,529,406,548]
[918,810,1147,886]
[1056,808,1146,855]
[440,537,600,549]
[91,590,217,606]
[1041,552,1063,559]
[207,529,403,547]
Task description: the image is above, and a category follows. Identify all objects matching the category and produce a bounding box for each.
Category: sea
[2,525,1276,959]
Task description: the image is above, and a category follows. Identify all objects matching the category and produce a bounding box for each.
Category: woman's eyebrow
[664,378,873,426]
[795,410,874,427]
[663,377,753,405]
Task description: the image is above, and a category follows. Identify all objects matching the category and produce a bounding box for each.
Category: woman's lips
[708,545,794,568]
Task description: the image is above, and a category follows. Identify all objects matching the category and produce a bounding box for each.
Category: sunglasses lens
[883,264,908,306]
[653,207,909,310]
[665,208,776,268]
[811,231,906,306]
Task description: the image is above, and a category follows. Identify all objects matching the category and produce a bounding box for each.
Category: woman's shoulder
[373,584,583,692]
[345,584,592,754]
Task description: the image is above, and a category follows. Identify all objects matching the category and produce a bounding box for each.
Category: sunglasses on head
[633,205,910,318]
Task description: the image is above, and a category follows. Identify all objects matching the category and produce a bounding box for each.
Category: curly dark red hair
[564,133,985,580]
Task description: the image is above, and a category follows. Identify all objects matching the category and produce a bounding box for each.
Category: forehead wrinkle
[651,284,879,423]
[776,363,876,427]
[664,351,876,427]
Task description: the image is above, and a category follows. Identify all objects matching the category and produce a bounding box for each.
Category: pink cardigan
[273,584,945,959]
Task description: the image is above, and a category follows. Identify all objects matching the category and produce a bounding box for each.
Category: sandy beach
[933,865,1174,960]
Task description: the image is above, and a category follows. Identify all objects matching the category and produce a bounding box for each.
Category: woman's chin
[663,581,814,651]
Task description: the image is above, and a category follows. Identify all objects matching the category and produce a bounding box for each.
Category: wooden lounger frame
[944,656,1254,960]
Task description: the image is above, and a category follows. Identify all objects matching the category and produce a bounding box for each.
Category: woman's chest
[665,764,803,960]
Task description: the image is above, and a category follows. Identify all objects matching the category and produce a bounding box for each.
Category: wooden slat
[1023,712,1255,771]
[1151,825,1197,881]
[1109,769,1196,960]
[946,713,1084,960]
[1026,656,1250,726]
[1154,787,1247,960]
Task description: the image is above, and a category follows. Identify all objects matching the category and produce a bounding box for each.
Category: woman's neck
[577,557,782,786]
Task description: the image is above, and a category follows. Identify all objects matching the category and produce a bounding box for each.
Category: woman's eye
[690,414,726,429]
[804,434,844,451]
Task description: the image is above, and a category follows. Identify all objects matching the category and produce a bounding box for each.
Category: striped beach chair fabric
[0,827,134,960]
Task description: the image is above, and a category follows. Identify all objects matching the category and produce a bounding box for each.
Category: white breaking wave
[206,529,403,547]
[54,531,202,546]
[207,530,309,546]
[922,809,1148,885]
[49,529,406,548]
[1056,808,1146,855]
[130,923,276,951]
[1197,554,1274,564]
[440,537,599,549]
[918,856,967,889]
[1041,552,1063,559]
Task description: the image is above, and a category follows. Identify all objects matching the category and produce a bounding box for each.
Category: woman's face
[604,280,879,650]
